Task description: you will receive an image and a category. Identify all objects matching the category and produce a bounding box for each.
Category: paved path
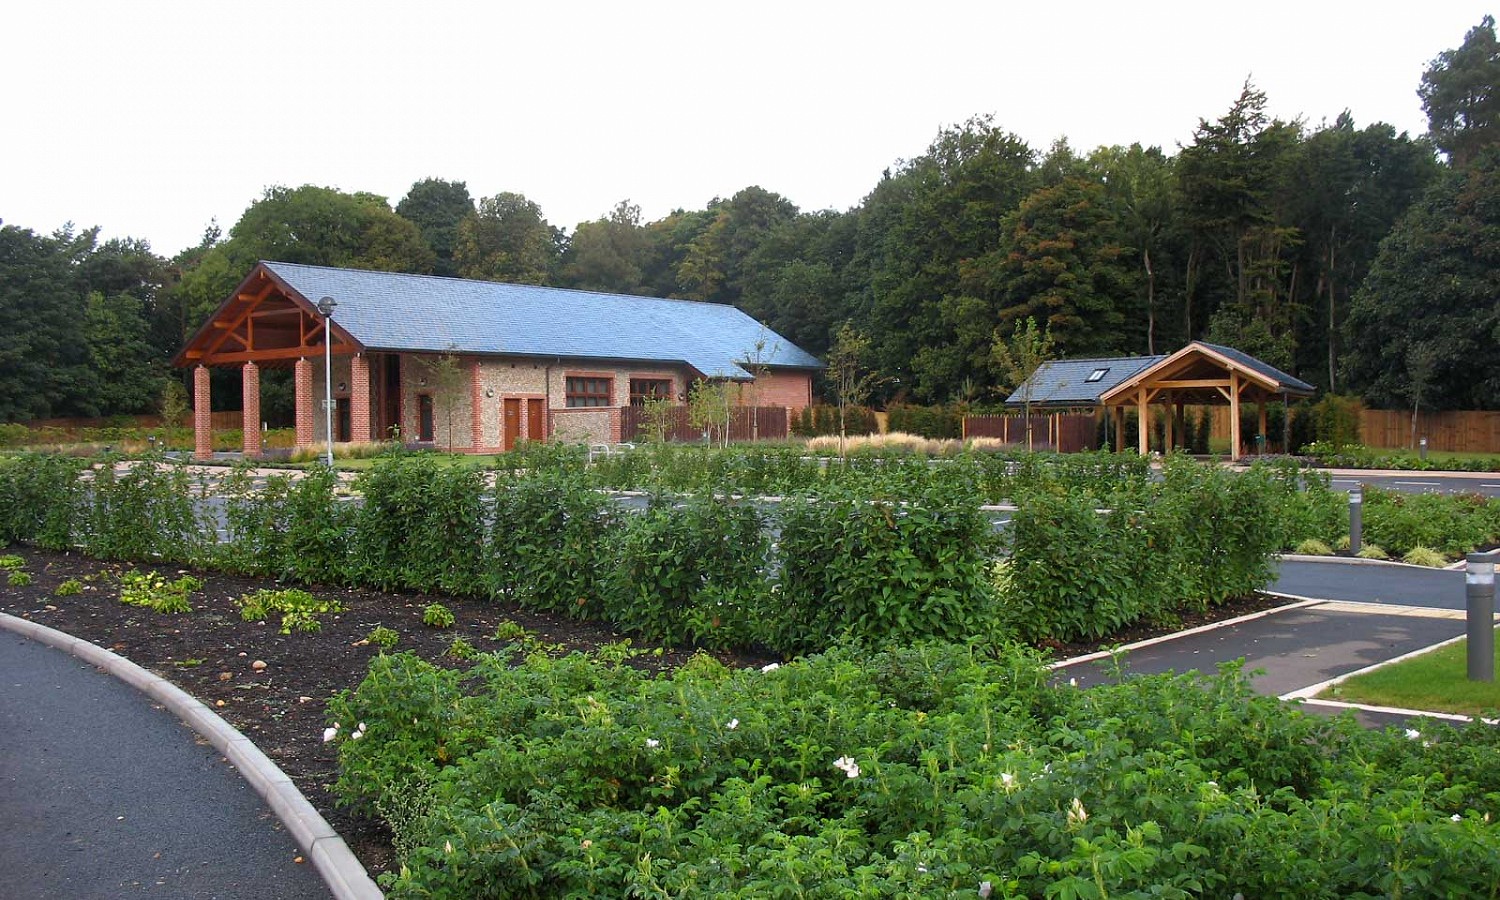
[0,632,330,900]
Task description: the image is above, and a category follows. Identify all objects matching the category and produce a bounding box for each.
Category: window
[565,376,612,407]
[418,394,434,442]
[629,378,672,405]
[1085,367,1110,383]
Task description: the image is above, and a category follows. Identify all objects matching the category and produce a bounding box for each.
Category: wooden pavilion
[1097,342,1315,460]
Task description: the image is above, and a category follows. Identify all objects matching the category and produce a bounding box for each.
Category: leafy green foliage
[486,472,612,615]
[366,626,399,650]
[0,454,86,549]
[770,486,1001,654]
[1363,488,1500,557]
[7,570,32,587]
[330,645,1500,899]
[53,577,83,596]
[118,570,200,614]
[421,604,455,628]
[236,588,344,634]
[81,455,206,563]
[354,456,486,595]
[601,497,767,649]
[216,465,352,583]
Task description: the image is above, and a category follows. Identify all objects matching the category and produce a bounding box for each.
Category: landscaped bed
[0,545,1289,882]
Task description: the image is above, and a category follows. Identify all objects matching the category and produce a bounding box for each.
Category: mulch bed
[0,545,1291,880]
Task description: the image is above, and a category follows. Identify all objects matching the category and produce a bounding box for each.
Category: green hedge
[791,404,877,437]
[885,403,964,439]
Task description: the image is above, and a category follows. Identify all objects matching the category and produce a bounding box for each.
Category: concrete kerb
[1277,553,1463,573]
[0,612,383,900]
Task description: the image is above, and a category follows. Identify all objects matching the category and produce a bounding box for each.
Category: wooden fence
[963,413,1098,452]
[620,405,789,443]
[1358,409,1500,454]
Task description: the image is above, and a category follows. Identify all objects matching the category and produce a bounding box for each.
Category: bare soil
[0,545,1287,880]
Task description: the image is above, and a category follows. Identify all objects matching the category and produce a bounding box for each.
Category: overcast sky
[2,1,1490,257]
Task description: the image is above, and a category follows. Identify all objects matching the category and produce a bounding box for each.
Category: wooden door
[526,398,544,442]
[502,398,522,451]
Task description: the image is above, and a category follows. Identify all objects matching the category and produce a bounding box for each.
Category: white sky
[2,1,1490,257]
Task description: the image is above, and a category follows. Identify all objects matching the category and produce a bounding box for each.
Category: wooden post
[1113,405,1125,452]
[1258,399,1268,454]
[1229,371,1242,461]
[1176,400,1186,452]
[1163,391,1174,451]
[1137,387,1149,455]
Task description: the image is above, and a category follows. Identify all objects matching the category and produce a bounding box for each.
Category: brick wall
[740,370,814,412]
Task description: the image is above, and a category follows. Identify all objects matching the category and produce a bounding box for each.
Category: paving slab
[0,632,330,900]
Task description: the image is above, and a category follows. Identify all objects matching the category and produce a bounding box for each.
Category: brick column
[350,353,372,443]
[241,361,261,458]
[607,407,623,443]
[294,357,314,449]
[193,365,212,461]
[470,361,484,451]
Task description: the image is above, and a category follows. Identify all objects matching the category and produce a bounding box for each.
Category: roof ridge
[261,260,746,312]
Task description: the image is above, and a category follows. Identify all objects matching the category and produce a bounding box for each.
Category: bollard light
[1467,550,1497,682]
[1348,484,1363,554]
[317,296,338,469]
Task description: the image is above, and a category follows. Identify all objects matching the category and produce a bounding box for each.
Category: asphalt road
[0,633,329,900]
[1325,472,1500,497]
[1272,558,1467,608]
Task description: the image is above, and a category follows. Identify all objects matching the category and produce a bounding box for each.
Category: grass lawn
[1320,635,1500,717]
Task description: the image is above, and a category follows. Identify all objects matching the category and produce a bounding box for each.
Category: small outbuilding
[1006,341,1316,460]
[173,261,822,459]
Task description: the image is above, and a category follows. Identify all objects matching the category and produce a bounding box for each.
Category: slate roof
[262,262,822,379]
[1004,355,1165,407]
[1197,342,1316,394]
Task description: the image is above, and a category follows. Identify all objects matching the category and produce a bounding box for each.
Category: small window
[418,395,435,442]
[1084,367,1110,383]
[566,376,613,408]
[629,378,672,405]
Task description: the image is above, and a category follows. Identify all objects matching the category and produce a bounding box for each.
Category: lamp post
[317,296,338,468]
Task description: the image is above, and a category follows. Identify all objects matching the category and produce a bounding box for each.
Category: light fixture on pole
[317,296,338,468]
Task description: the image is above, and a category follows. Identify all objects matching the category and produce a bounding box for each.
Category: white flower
[322,724,339,743]
[1453,813,1463,822]
[1068,677,1078,687]
[444,840,454,854]
[1405,728,1422,740]
[832,755,861,778]
[1067,796,1089,827]
[917,865,928,874]
[645,738,660,750]
[760,663,780,673]
[999,772,1017,792]
[350,730,363,741]
[978,881,993,899]
[726,718,739,730]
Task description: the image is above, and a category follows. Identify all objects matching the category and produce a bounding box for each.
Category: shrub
[216,465,352,584]
[601,496,767,649]
[1401,546,1447,567]
[446,637,480,661]
[81,455,207,563]
[354,457,487,595]
[118,570,200,614]
[885,403,963,439]
[792,404,877,438]
[1311,394,1364,448]
[7,570,32,587]
[486,472,613,615]
[366,626,399,650]
[1293,539,1334,556]
[770,485,1002,654]
[0,554,23,570]
[0,454,86,549]
[54,578,83,596]
[1356,544,1390,560]
[236,588,344,634]
[422,604,455,628]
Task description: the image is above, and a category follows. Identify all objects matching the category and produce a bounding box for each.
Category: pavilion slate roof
[262,261,822,379]
[1004,355,1166,407]
[1197,342,1316,394]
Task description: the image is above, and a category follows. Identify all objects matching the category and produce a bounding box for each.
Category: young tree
[687,379,732,448]
[991,316,1056,450]
[427,349,468,451]
[825,322,882,456]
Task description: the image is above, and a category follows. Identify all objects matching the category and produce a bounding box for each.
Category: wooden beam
[199,342,358,365]
[1164,391,1174,450]
[1153,378,1231,390]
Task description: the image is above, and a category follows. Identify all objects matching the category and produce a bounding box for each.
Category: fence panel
[620,406,788,443]
[963,413,1096,451]
[1359,409,1500,454]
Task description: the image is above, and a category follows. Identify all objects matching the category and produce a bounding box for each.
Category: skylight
[1084,367,1109,383]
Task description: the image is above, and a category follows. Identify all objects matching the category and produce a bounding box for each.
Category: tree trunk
[1326,230,1337,393]
[1144,246,1156,354]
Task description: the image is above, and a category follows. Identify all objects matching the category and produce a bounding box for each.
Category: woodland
[3,18,1500,425]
